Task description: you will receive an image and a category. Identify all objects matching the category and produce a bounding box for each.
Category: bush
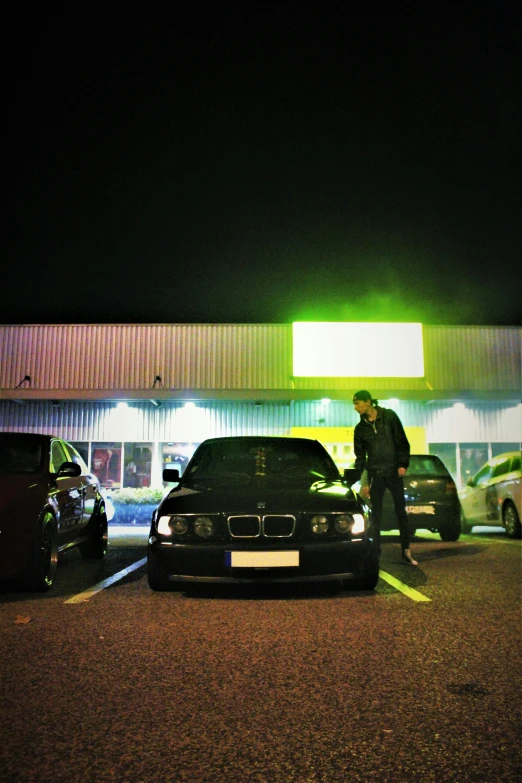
[110,487,166,505]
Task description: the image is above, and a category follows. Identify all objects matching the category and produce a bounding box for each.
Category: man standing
[352,390,418,566]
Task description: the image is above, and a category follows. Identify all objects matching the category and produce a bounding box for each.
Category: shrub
[110,487,166,505]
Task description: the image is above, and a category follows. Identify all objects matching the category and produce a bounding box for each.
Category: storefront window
[324,443,355,472]
[92,442,122,488]
[162,442,200,485]
[71,442,89,467]
[429,444,457,483]
[460,443,488,486]
[492,442,521,457]
[123,443,152,488]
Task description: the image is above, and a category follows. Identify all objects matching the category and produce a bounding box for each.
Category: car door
[487,455,517,522]
[50,439,83,544]
[464,462,494,524]
[64,442,99,535]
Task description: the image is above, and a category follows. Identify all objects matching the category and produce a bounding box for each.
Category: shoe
[402,548,419,566]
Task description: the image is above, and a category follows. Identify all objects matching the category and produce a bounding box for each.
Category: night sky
[7,7,521,326]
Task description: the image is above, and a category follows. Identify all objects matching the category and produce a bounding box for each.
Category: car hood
[158,480,362,515]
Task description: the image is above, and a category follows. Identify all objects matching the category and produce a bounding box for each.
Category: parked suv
[0,432,108,590]
[459,451,521,538]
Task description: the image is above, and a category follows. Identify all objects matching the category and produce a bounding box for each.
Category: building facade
[1,323,520,490]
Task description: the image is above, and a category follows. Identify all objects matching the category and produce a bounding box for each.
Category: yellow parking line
[64,558,147,604]
[379,569,431,602]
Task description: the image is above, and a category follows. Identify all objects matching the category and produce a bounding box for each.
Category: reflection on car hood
[159,480,361,514]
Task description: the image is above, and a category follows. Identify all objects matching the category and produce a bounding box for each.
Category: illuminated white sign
[292,322,424,377]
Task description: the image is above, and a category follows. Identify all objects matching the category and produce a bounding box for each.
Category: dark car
[459,451,521,538]
[0,432,108,590]
[147,436,378,591]
[357,454,461,541]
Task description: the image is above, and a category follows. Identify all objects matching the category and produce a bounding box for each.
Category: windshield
[183,439,340,488]
[0,435,45,474]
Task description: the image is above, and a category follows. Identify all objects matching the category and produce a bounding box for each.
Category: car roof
[0,432,56,442]
[198,436,323,447]
[485,452,521,466]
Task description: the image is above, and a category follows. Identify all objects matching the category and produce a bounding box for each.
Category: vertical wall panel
[1,399,520,446]
[1,324,520,393]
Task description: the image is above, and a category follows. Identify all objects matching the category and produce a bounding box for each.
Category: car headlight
[311,515,329,534]
[194,516,214,538]
[351,514,366,535]
[334,515,352,534]
[157,515,189,536]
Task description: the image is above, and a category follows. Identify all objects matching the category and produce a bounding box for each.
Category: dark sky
[7,6,521,326]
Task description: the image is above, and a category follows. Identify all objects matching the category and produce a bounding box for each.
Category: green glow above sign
[292,322,424,377]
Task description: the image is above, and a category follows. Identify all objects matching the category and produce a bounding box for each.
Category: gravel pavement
[0,528,520,783]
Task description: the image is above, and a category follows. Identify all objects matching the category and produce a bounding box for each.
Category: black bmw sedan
[147,436,378,591]
[0,432,108,590]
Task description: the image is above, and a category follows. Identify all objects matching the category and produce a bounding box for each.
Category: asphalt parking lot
[1,526,520,783]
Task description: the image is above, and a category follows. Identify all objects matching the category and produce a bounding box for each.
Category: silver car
[459,451,521,538]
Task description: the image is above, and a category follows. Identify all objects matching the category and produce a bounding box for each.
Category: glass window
[512,455,521,472]
[63,442,88,474]
[460,443,488,485]
[0,434,43,473]
[71,441,89,467]
[491,443,521,457]
[184,438,339,486]
[50,440,69,473]
[162,442,200,485]
[429,444,457,482]
[92,443,122,488]
[409,456,450,476]
[491,457,512,479]
[324,442,355,472]
[123,443,152,488]
[473,463,494,486]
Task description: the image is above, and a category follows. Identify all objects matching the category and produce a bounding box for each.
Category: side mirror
[163,468,180,483]
[466,477,475,487]
[343,468,359,487]
[57,461,82,478]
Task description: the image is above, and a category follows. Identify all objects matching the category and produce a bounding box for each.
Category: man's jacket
[354,406,410,478]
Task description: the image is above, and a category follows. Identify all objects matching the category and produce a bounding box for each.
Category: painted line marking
[64,558,147,604]
[379,569,432,602]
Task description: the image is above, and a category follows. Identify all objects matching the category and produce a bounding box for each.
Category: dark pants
[369,472,410,553]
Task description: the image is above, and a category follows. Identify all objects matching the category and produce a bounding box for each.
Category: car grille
[227,515,296,538]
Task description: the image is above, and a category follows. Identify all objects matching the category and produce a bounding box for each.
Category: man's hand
[398,467,406,477]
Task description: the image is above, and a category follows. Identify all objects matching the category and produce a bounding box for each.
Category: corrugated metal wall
[1,324,520,394]
[1,399,520,445]
[422,326,522,391]
[0,324,292,390]
[0,400,292,441]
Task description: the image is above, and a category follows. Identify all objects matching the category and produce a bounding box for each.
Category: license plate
[406,505,435,515]
[225,551,299,568]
